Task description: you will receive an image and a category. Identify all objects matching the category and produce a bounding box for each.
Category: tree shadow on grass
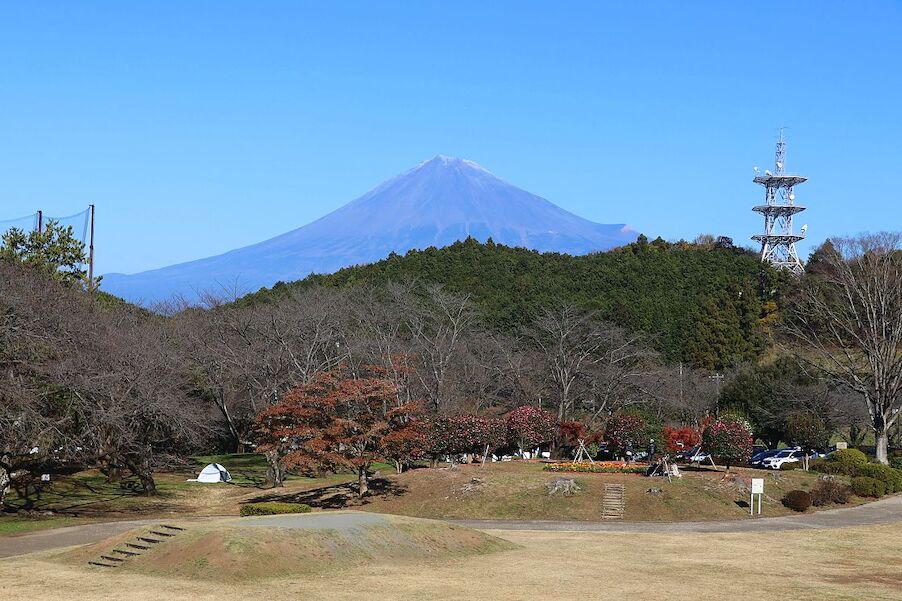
[248,476,408,510]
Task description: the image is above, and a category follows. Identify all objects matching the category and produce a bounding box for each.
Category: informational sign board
[835,442,848,450]
[750,478,764,515]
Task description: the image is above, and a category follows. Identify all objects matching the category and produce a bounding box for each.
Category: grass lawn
[0,516,83,536]
[1,522,899,600]
[0,455,869,537]
[259,460,864,522]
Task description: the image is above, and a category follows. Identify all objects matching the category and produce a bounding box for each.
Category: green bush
[240,502,312,516]
[889,455,902,471]
[810,479,852,506]
[778,461,797,471]
[850,476,886,498]
[854,464,902,494]
[830,449,869,474]
[781,490,812,512]
[808,458,831,473]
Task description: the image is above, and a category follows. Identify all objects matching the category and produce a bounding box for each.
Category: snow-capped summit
[102,157,637,304]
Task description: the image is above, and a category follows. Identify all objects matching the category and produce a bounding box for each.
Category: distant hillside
[241,237,788,369]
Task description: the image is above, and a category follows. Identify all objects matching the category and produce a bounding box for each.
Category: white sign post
[750,478,764,515]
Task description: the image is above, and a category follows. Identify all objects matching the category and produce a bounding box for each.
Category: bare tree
[400,283,475,413]
[528,304,648,422]
[783,233,902,464]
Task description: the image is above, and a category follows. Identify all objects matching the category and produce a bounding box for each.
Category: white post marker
[751,478,764,515]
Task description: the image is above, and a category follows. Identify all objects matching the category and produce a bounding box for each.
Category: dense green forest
[241,236,790,369]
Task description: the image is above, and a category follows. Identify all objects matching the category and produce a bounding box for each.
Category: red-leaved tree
[255,370,420,496]
[701,417,753,470]
[663,425,701,453]
[506,406,557,454]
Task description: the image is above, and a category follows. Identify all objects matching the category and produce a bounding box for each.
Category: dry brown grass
[303,461,861,522]
[3,522,900,600]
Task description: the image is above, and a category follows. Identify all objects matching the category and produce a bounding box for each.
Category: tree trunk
[358,465,369,497]
[137,470,157,496]
[0,466,10,509]
[132,451,157,496]
[875,428,889,465]
[266,452,284,487]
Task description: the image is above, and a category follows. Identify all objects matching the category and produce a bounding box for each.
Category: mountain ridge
[102,156,638,304]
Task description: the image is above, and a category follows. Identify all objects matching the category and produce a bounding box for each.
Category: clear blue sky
[1,1,900,275]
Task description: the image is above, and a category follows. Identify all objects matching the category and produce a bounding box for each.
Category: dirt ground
[2,522,899,600]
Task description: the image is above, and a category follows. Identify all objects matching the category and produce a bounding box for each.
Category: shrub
[506,406,557,451]
[854,463,902,494]
[850,476,886,498]
[808,458,831,473]
[830,449,869,473]
[779,461,797,471]
[781,490,812,512]
[605,414,648,455]
[701,417,753,469]
[810,479,852,506]
[240,502,312,516]
[891,456,902,471]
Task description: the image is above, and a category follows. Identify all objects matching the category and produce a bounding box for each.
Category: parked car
[676,445,710,464]
[762,449,804,470]
[749,448,782,468]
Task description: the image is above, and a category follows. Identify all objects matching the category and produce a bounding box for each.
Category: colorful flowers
[544,461,646,474]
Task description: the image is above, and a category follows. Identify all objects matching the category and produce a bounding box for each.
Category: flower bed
[544,461,646,474]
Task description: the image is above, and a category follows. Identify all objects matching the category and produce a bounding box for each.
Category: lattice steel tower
[752,132,807,274]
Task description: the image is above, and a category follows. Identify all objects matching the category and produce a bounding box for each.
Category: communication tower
[751,132,807,274]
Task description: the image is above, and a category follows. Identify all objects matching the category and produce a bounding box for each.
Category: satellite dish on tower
[800,224,808,235]
[753,166,760,174]
[765,170,772,176]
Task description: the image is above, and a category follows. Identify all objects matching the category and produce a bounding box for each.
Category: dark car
[749,449,783,467]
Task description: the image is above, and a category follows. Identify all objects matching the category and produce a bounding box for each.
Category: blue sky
[1,1,900,275]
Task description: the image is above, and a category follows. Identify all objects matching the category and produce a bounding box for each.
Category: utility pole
[36,210,42,233]
[709,373,724,416]
[87,204,95,293]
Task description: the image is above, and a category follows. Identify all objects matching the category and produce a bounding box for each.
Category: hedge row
[240,502,312,516]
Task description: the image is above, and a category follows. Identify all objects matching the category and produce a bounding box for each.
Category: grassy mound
[56,512,516,581]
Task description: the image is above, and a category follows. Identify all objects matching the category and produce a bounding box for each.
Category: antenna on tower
[775,127,787,175]
[751,131,807,275]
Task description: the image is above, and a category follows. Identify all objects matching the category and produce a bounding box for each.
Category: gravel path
[451,493,902,533]
[2,495,900,559]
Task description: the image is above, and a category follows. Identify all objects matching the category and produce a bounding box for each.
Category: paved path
[451,493,902,533]
[2,495,900,559]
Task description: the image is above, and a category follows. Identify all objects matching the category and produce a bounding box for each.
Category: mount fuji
[102,156,638,304]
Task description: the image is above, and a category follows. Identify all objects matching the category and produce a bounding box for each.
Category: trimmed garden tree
[605,413,648,459]
[506,406,557,455]
[423,415,505,466]
[701,417,753,470]
[785,411,830,470]
[255,370,420,496]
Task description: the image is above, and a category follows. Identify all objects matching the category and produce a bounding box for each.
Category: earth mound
[57,511,516,581]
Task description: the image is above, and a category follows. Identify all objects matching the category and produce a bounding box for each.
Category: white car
[761,449,803,470]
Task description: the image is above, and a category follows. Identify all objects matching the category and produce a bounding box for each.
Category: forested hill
[240,236,789,369]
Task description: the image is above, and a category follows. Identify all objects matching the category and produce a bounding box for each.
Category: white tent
[196,463,232,483]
